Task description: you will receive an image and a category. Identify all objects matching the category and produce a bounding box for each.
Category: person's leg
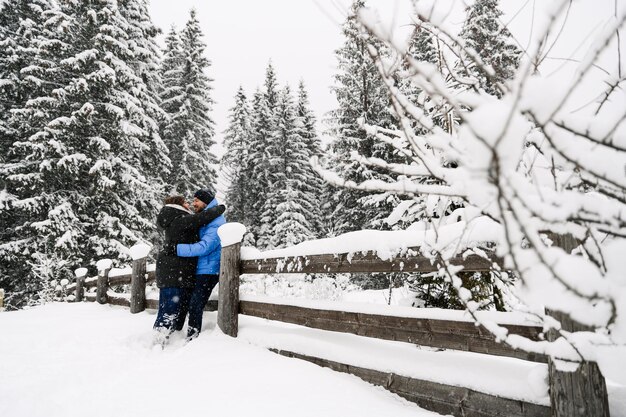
[153,287,183,333]
[172,288,193,331]
[187,275,219,339]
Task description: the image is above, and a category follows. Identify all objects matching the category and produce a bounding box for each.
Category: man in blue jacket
[175,188,226,339]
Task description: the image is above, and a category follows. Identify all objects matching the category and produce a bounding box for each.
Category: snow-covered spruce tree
[263,61,280,111]
[457,0,521,97]
[260,85,315,249]
[118,0,163,96]
[326,0,402,237]
[325,0,411,289]
[161,9,217,196]
[0,0,69,308]
[0,0,55,162]
[159,25,184,120]
[295,80,325,237]
[245,88,274,246]
[118,0,169,186]
[313,4,626,377]
[244,63,282,247]
[221,86,253,224]
[1,0,166,308]
[392,20,497,309]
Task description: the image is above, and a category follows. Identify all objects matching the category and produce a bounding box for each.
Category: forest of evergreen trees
[0,0,520,309]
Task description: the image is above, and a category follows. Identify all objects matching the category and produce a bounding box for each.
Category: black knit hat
[194,188,215,205]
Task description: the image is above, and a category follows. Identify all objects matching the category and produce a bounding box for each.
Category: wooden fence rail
[239,300,546,363]
[67,229,609,417]
[240,247,501,274]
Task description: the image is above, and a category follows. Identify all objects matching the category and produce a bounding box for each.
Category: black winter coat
[155,204,226,288]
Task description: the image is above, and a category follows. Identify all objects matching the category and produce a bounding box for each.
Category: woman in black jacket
[153,195,225,338]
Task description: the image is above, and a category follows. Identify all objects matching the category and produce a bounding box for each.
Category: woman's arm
[176,229,220,258]
[169,205,225,231]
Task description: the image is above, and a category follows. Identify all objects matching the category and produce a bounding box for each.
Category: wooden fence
[67,237,609,417]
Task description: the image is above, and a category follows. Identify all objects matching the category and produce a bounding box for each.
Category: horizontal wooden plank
[84,277,98,289]
[108,274,131,286]
[270,349,550,417]
[241,248,502,274]
[84,293,96,302]
[240,301,546,363]
[146,298,158,310]
[77,270,155,288]
[108,295,130,308]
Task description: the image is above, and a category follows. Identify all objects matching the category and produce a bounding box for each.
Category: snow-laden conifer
[162,9,217,195]
[1,0,166,308]
[262,86,315,248]
[295,80,324,236]
[326,0,402,235]
[457,0,521,97]
[245,88,274,245]
[222,86,253,224]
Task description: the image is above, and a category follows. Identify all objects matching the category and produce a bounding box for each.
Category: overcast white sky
[148,0,623,156]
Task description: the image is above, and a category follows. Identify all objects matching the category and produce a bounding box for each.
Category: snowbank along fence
[66,227,609,417]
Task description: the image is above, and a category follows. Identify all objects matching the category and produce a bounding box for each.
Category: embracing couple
[153,188,226,343]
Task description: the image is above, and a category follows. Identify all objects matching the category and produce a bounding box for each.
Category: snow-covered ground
[1,303,624,416]
[0,303,435,417]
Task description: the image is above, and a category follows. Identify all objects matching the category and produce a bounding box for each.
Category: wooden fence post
[217,223,246,337]
[129,244,151,314]
[96,259,112,305]
[130,256,147,314]
[0,288,4,310]
[74,268,87,302]
[547,233,610,417]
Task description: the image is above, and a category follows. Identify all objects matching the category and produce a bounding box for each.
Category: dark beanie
[194,188,215,205]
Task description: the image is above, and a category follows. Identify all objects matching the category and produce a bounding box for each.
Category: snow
[0,303,437,417]
[217,222,247,247]
[1,303,624,416]
[108,267,132,278]
[128,243,151,260]
[95,259,113,271]
[242,215,499,262]
[239,314,550,405]
[74,268,87,278]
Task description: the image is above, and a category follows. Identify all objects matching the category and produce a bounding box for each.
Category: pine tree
[261,86,315,248]
[263,61,279,111]
[160,26,184,115]
[458,0,521,97]
[0,0,166,308]
[118,0,163,96]
[244,63,283,247]
[0,0,67,308]
[222,86,252,224]
[161,9,217,195]
[118,0,170,184]
[326,0,401,235]
[0,0,55,162]
[247,88,275,247]
[295,80,324,237]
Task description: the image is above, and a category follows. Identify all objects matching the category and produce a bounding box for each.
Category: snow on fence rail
[65,226,608,417]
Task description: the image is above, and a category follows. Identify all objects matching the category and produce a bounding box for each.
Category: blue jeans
[153,287,192,333]
[186,274,219,339]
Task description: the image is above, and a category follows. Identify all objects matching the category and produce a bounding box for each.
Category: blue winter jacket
[176,198,226,275]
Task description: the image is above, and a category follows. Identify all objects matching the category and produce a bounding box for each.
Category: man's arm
[169,205,225,231]
[177,230,221,258]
